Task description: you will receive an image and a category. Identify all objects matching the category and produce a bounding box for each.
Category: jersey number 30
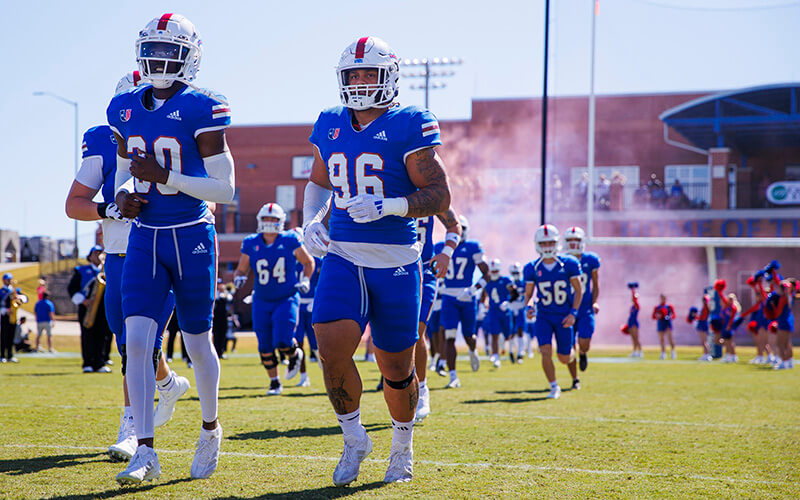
[328,153,385,208]
[127,136,183,195]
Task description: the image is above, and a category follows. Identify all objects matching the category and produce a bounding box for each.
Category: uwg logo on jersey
[120,109,132,122]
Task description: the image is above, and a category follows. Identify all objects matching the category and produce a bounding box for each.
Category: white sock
[271,376,280,383]
[550,381,558,390]
[418,379,427,391]
[391,418,414,450]
[449,369,457,380]
[123,406,132,420]
[183,331,220,423]
[517,336,525,355]
[336,408,366,441]
[156,370,174,391]
[125,316,158,440]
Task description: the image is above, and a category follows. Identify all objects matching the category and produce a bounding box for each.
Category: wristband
[477,278,487,289]
[96,202,110,219]
[441,246,454,258]
[445,232,461,246]
[569,308,578,317]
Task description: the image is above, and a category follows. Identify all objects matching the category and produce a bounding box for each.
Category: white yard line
[0,443,789,486]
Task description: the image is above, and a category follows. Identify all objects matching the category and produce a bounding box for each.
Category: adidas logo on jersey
[393,267,408,277]
[166,110,182,121]
[373,130,388,141]
[192,242,208,254]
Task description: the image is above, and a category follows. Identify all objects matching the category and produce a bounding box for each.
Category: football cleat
[267,379,283,396]
[191,426,222,479]
[154,374,190,427]
[436,360,447,377]
[546,385,561,399]
[116,445,160,485]
[445,378,461,389]
[579,352,588,371]
[659,352,667,360]
[572,379,581,390]
[109,411,137,462]
[384,443,413,483]
[671,350,677,360]
[96,366,112,373]
[469,350,480,372]
[332,433,373,486]
[285,348,303,380]
[297,373,310,387]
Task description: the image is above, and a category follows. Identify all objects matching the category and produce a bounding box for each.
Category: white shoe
[116,445,160,485]
[384,443,413,483]
[629,351,638,358]
[154,375,190,428]
[749,356,763,365]
[297,373,310,387]
[546,385,561,399]
[659,352,667,360]
[730,355,738,363]
[109,411,137,461]
[191,426,222,479]
[267,380,283,395]
[9,357,19,363]
[490,353,500,368]
[671,350,677,360]
[285,348,303,380]
[698,354,712,362]
[332,433,372,486]
[445,378,461,389]
[82,366,93,373]
[469,350,480,372]
[365,353,377,363]
[429,353,439,371]
[415,385,430,422]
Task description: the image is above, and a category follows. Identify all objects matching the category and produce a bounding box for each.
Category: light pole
[400,57,463,109]
[33,91,79,258]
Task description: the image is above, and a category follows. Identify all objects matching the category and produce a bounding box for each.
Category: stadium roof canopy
[659,83,800,155]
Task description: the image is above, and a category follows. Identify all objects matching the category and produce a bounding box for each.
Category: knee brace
[445,328,457,340]
[120,344,127,376]
[384,367,416,390]
[277,345,297,356]
[260,352,278,370]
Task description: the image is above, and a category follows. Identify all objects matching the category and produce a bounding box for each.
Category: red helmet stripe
[132,71,141,86]
[157,13,173,31]
[544,226,549,236]
[355,37,369,59]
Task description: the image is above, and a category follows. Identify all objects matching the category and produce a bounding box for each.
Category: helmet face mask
[136,14,202,89]
[534,224,560,259]
[489,258,502,279]
[337,36,399,110]
[257,203,286,234]
[563,226,586,256]
[509,262,522,279]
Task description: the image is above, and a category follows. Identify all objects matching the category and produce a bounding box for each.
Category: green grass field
[1,339,798,499]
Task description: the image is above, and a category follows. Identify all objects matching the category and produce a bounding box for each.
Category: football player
[523,224,582,399]
[652,295,676,360]
[109,14,234,484]
[65,71,190,464]
[413,211,461,421]
[562,226,600,379]
[301,36,452,485]
[233,203,315,395]
[621,282,642,357]
[482,258,516,368]
[509,262,529,363]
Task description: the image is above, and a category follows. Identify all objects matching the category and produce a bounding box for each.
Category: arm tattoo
[325,374,353,415]
[436,208,459,229]
[406,148,451,218]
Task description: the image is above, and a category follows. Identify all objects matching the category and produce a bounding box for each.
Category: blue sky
[0,0,797,255]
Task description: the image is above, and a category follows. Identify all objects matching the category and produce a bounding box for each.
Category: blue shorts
[487,308,512,337]
[106,253,174,354]
[419,270,437,325]
[752,308,769,330]
[312,253,420,353]
[776,312,795,332]
[657,319,672,332]
[441,295,477,338]
[534,313,574,356]
[123,223,216,335]
[696,319,709,333]
[576,312,595,339]
[721,329,733,340]
[513,308,525,332]
[294,300,317,350]
[253,294,299,352]
[426,308,440,338]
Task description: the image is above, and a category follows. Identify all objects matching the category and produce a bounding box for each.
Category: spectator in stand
[551,174,565,210]
[574,172,589,210]
[609,171,626,211]
[670,179,684,198]
[596,174,611,210]
[35,292,56,353]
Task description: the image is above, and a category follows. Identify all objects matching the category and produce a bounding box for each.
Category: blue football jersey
[81,126,118,203]
[296,256,323,299]
[241,231,302,301]
[574,251,601,315]
[417,216,435,262]
[512,278,526,305]
[485,276,513,310]
[440,239,484,289]
[523,255,581,315]
[106,84,231,227]
[308,105,442,245]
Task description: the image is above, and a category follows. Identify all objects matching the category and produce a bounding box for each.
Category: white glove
[103,202,125,221]
[303,221,330,258]
[295,277,310,294]
[499,301,509,312]
[233,275,247,290]
[243,292,254,305]
[343,194,408,223]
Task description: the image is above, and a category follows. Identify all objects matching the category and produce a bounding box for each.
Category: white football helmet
[459,215,470,242]
[257,203,286,234]
[534,224,560,259]
[115,71,142,95]
[563,226,586,256]
[509,262,522,278]
[136,13,202,89]
[337,36,400,110]
[489,258,502,278]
